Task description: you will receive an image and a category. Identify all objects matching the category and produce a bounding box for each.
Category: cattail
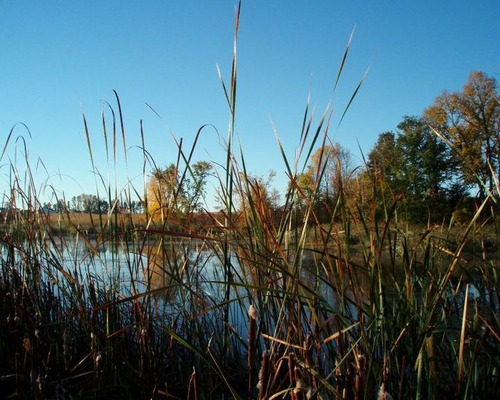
[187,367,197,400]
[303,333,313,362]
[335,366,344,399]
[355,354,366,400]
[257,350,270,400]
[248,304,258,320]
[378,384,393,400]
[345,364,355,400]
[398,355,407,399]
[289,352,297,400]
[63,329,72,370]
[248,304,258,399]
[294,367,312,399]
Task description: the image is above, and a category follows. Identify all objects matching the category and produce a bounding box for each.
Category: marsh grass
[1,3,499,399]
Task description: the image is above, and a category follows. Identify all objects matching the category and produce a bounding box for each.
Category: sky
[0,1,498,210]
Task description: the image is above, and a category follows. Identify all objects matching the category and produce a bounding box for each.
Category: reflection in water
[143,239,176,302]
[141,238,214,304]
[142,238,236,308]
[140,237,252,346]
[6,235,496,352]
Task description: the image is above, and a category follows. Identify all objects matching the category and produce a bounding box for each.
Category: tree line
[145,71,498,226]
[291,70,499,224]
[44,195,144,214]
[366,71,498,222]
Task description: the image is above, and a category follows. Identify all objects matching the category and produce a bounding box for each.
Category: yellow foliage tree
[146,164,180,223]
[146,161,212,223]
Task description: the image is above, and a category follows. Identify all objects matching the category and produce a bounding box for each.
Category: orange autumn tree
[294,143,353,223]
[424,71,500,199]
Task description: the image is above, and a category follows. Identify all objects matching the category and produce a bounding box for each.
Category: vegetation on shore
[1,3,499,399]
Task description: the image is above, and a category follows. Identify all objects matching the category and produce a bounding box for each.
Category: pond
[0,236,255,338]
[2,234,497,345]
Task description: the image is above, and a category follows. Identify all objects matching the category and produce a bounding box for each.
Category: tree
[235,170,281,237]
[424,71,500,198]
[238,170,280,214]
[183,161,213,213]
[129,200,143,214]
[54,199,67,213]
[295,143,353,222]
[367,131,404,193]
[310,144,352,197]
[396,116,454,199]
[69,194,109,213]
[71,195,82,212]
[147,164,181,221]
[146,161,212,222]
[368,116,455,222]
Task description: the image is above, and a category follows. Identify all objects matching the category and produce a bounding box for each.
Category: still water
[24,236,254,335]
[2,236,497,341]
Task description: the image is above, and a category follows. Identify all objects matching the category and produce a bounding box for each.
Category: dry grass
[46,211,148,232]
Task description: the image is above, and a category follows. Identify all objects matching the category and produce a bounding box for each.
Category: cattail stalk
[289,352,297,400]
[258,350,270,400]
[248,304,258,400]
[354,354,366,400]
[397,355,406,400]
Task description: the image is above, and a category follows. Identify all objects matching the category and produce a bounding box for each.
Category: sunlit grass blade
[333,25,356,93]
[338,66,369,127]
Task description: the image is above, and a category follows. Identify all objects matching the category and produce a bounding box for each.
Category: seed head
[248,304,258,320]
[377,384,393,400]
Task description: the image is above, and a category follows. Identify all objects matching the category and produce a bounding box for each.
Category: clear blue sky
[1,1,498,209]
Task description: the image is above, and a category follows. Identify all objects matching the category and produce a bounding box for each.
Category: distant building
[39,206,56,215]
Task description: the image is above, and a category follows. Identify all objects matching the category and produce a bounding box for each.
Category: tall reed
[1,2,499,399]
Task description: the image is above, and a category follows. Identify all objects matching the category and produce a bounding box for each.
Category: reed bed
[1,3,499,399]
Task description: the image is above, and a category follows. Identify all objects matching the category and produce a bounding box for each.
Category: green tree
[397,116,454,198]
[368,116,455,222]
[69,194,108,213]
[183,161,213,213]
[424,71,500,198]
[367,131,404,194]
